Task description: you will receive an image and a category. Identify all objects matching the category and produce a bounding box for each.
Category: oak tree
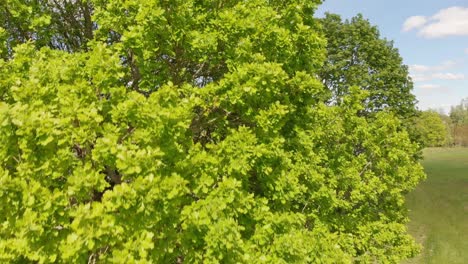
[0,1,424,263]
[320,13,417,119]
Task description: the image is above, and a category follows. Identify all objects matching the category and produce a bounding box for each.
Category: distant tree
[319,13,417,119]
[449,99,468,146]
[409,110,451,147]
[449,100,468,126]
[453,126,468,146]
[439,113,454,145]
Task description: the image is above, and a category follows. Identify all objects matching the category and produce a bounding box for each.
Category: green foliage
[409,111,451,147]
[319,13,417,119]
[0,27,7,58]
[449,99,468,146]
[0,0,93,58]
[449,98,468,126]
[0,1,424,263]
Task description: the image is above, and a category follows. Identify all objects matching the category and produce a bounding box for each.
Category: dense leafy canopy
[0,0,424,263]
[0,0,93,56]
[319,13,417,119]
[409,110,451,147]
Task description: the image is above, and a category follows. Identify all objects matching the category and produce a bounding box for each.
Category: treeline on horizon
[412,98,468,148]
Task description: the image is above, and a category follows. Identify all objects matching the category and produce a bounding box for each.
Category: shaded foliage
[0,0,94,57]
[319,13,417,119]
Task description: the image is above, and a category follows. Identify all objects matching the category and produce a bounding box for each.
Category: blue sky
[316,0,468,114]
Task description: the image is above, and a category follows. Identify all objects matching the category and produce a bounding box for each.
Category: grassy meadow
[405,148,468,264]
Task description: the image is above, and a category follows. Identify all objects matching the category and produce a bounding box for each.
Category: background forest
[412,99,468,147]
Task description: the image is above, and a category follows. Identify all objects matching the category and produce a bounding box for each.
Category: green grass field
[405,148,468,264]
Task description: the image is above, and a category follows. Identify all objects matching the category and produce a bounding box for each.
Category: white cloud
[411,72,465,82]
[415,84,451,97]
[419,103,452,114]
[403,7,468,38]
[402,16,428,32]
[465,48,468,55]
[434,60,457,71]
[432,73,465,80]
[415,85,452,97]
[409,64,430,73]
[411,74,430,82]
[409,60,464,81]
[409,60,456,73]
[418,84,441,89]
